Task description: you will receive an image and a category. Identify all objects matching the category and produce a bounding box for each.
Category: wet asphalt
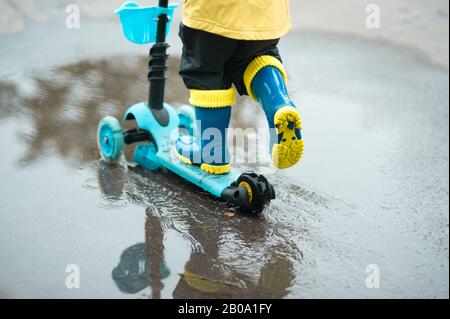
[0,2,448,298]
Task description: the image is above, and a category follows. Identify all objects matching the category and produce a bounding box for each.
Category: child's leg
[175,25,238,175]
[243,56,304,169]
[175,90,234,175]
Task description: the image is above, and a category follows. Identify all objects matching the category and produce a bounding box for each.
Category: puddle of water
[0,31,448,298]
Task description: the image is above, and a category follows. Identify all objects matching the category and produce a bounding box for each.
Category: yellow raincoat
[181,0,292,40]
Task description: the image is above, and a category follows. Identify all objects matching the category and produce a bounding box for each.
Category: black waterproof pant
[179,24,282,96]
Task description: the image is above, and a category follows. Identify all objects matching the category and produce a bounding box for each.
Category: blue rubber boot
[245,56,304,169]
[174,89,234,175]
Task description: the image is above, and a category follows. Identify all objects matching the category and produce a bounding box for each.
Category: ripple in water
[82,177,99,190]
[98,196,129,210]
[95,161,130,210]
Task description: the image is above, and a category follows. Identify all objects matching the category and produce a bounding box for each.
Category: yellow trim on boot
[243,55,288,101]
[200,163,231,175]
[173,147,231,175]
[189,87,236,108]
[271,106,304,169]
[173,147,193,165]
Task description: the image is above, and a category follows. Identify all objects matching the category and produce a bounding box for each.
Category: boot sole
[272,106,304,169]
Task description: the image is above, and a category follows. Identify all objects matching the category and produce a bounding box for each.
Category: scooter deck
[133,143,241,198]
[125,102,241,199]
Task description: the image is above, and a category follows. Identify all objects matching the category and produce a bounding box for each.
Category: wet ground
[0,1,448,298]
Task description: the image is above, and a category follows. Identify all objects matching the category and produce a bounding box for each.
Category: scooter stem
[147,0,170,126]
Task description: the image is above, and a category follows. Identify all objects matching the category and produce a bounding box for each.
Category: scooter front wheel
[97,116,125,164]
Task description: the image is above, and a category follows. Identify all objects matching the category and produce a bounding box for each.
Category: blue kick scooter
[97,0,276,214]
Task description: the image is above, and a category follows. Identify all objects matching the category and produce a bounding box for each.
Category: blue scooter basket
[115,1,179,45]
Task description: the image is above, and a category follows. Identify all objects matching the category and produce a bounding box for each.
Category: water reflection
[112,213,171,299]
[0,56,320,298]
[0,30,447,298]
[0,56,188,166]
[103,164,302,298]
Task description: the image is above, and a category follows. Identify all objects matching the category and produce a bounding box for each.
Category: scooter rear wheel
[237,173,276,214]
[97,116,125,164]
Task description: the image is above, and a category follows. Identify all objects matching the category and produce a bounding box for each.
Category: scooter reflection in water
[100,162,298,298]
